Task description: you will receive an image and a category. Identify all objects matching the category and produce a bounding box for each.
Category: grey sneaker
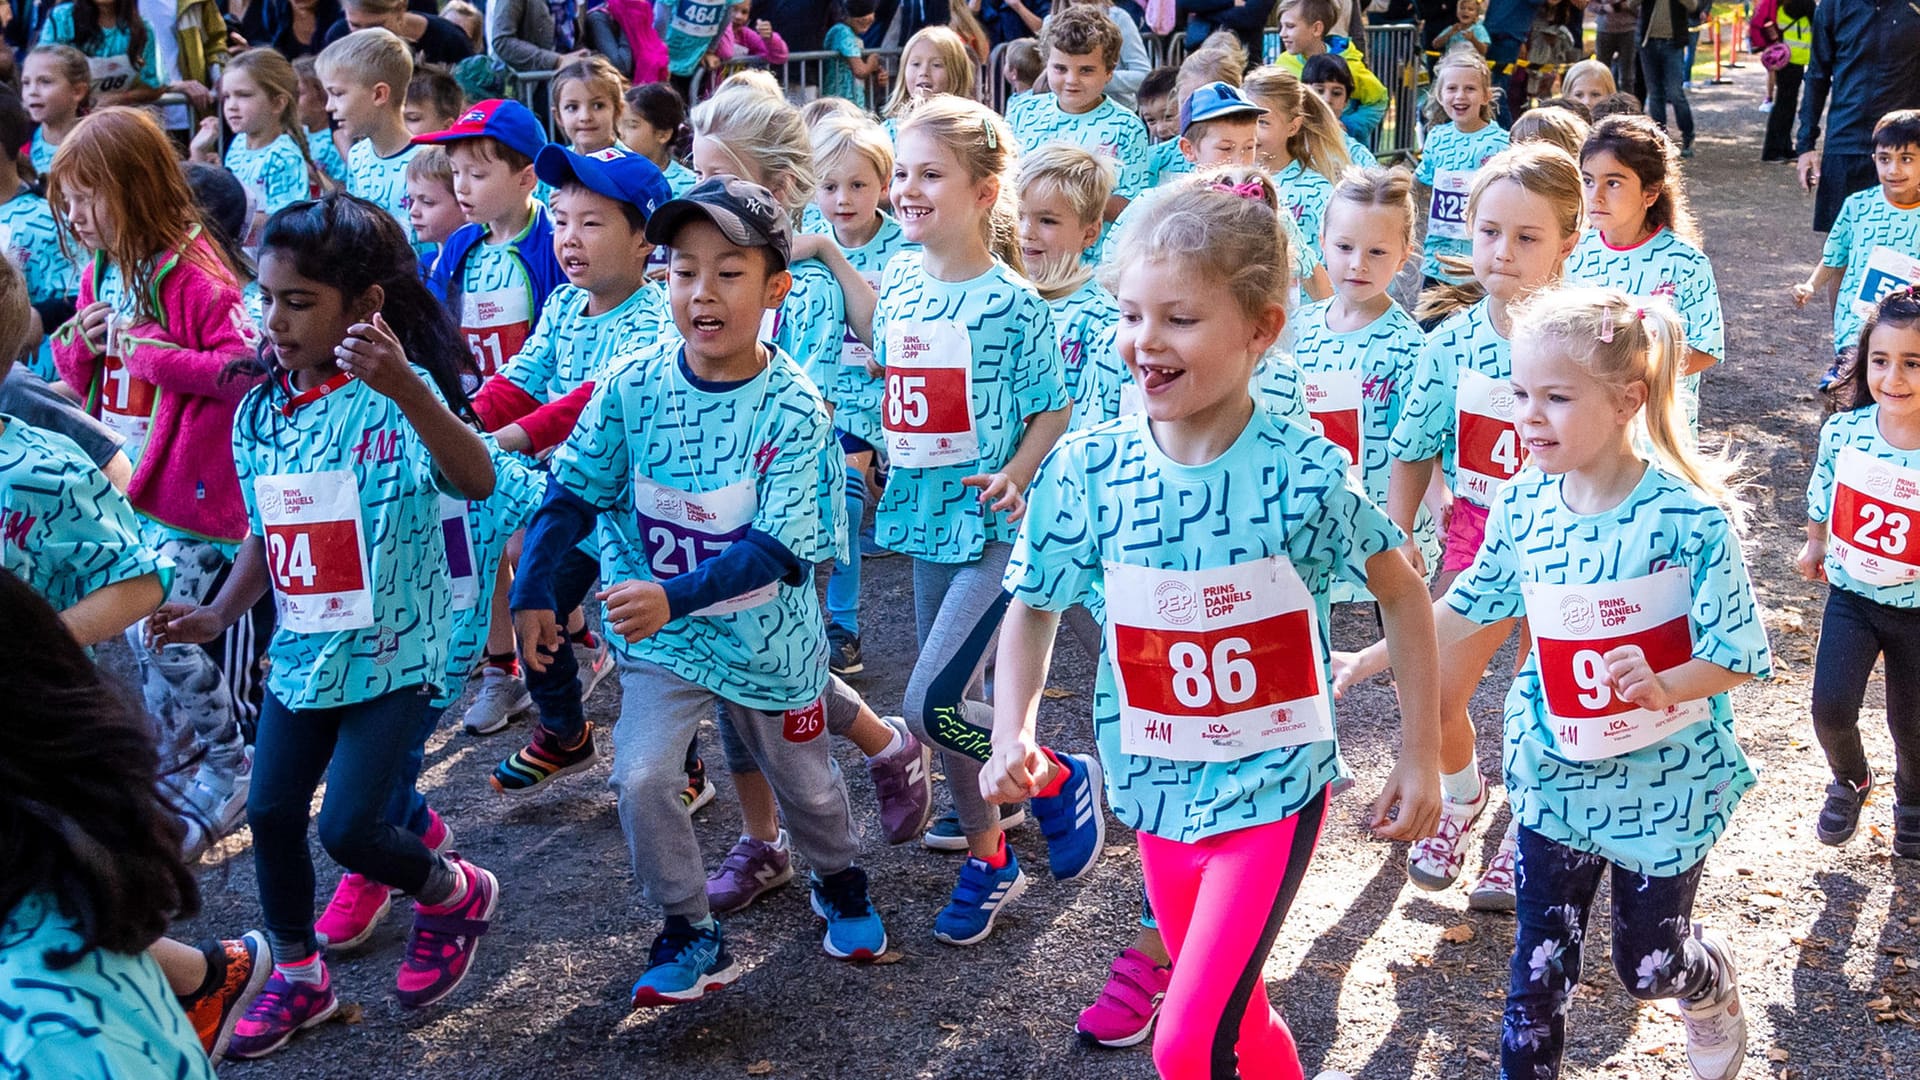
[463,665,532,736]
[1816,775,1872,845]
[868,716,933,844]
[178,745,253,862]
[1678,926,1746,1080]
[921,804,1028,852]
[706,832,794,914]
[578,634,615,703]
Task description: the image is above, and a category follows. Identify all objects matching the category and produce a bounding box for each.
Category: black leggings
[1811,585,1920,803]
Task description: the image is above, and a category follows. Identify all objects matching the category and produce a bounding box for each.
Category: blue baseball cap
[411,99,549,162]
[1179,81,1267,135]
[535,144,672,219]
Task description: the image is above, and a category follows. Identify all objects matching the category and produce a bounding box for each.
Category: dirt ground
[162,62,1920,1080]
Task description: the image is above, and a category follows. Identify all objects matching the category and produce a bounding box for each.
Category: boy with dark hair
[1007,4,1150,222]
[404,65,466,136]
[1276,0,1388,124]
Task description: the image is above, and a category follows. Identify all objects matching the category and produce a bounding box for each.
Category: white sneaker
[1406,777,1488,890]
[177,746,252,862]
[463,665,533,736]
[578,635,614,703]
[1678,926,1747,1080]
[1467,821,1518,912]
[1312,1073,1355,1080]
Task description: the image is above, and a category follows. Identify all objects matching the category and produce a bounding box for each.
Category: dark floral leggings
[1500,827,1714,1079]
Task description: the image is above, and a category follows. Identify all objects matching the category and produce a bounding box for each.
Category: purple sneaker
[706,832,793,914]
[869,716,934,845]
[225,966,339,1060]
[395,858,500,1008]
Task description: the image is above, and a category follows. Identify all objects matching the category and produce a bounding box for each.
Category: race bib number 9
[1106,558,1334,763]
[256,470,376,633]
[1852,246,1920,319]
[1523,566,1710,760]
[882,319,979,468]
[1828,446,1920,586]
[1429,169,1474,241]
[1455,368,1524,506]
[1302,369,1364,476]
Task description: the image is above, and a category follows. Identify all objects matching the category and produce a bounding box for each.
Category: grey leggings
[904,545,1014,836]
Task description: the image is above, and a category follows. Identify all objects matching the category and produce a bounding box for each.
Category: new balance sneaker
[395,858,500,1008]
[922,804,1027,852]
[933,848,1028,946]
[826,623,864,676]
[578,632,615,702]
[1466,823,1518,913]
[463,665,533,736]
[1678,926,1747,1080]
[869,716,934,845]
[1816,775,1872,845]
[315,872,392,951]
[681,756,716,815]
[183,931,270,1063]
[706,832,794,914]
[1076,947,1171,1048]
[630,916,740,1007]
[1406,776,1489,890]
[808,866,887,960]
[1031,751,1106,882]
[177,745,253,862]
[490,722,597,793]
[225,966,339,1061]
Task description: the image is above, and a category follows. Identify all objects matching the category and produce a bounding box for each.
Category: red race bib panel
[1828,446,1920,587]
[255,469,375,633]
[1302,369,1364,476]
[882,319,979,468]
[460,287,532,377]
[1523,566,1711,761]
[1455,367,1525,506]
[1105,557,1334,763]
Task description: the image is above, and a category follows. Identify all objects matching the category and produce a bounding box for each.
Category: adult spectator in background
[1482,0,1536,121]
[490,0,590,76]
[978,0,1048,46]
[1637,0,1697,156]
[1589,0,1637,98]
[758,0,833,50]
[1180,0,1276,65]
[1757,0,1811,163]
[233,0,343,58]
[1795,0,1920,231]
[322,0,474,64]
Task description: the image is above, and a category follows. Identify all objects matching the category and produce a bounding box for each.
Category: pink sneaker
[1076,948,1171,1047]
[396,857,499,1008]
[225,965,339,1060]
[315,872,392,951]
[1467,822,1518,912]
[421,808,454,853]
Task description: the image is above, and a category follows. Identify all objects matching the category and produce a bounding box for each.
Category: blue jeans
[384,701,442,838]
[525,545,601,743]
[249,687,444,960]
[1639,39,1695,146]
[824,461,867,636]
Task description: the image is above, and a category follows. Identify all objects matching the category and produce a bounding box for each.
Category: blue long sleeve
[510,474,600,612]
[659,528,805,619]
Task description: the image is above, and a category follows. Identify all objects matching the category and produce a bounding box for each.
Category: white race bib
[256,470,375,633]
[1302,368,1365,477]
[633,473,776,616]
[1429,168,1474,241]
[86,54,136,94]
[439,495,480,612]
[460,286,532,377]
[1853,245,1920,319]
[882,319,979,468]
[1105,557,1335,763]
[1454,368,1524,506]
[1523,566,1710,761]
[1828,446,1920,586]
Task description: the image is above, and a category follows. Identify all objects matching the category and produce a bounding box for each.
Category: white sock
[1440,759,1482,803]
[276,953,325,986]
[871,722,905,760]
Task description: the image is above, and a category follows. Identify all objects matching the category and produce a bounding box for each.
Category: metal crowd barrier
[688,47,905,108]
[1365,23,1423,157]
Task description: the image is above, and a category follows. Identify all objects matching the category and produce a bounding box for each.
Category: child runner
[1007,6,1150,225]
[1134,66,1179,182]
[147,192,503,1058]
[1416,50,1508,289]
[879,95,1104,943]
[417,99,563,378]
[1241,65,1351,264]
[713,0,790,66]
[1508,105,1591,158]
[23,45,92,177]
[196,49,325,251]
[1560,58,1617,113]
[318,29,421,242]
[1145,48,1247,192]
[511,175,889,1001]
[1568,114,1724,434]
[1349,144,1587,910]
[1294,165,1439,600]
[1016,143,1117,405]
[1799,287,1920,856]
[404,67,466,137]
[405,147,467,254]
[983,180,1442,1080]
[50,107,268,861]
[0,94,80,382]
[1001,38,1043,102]
[1383,285,1763,1080]
[622,82,700,198]
[293,56,348,184]
[552,56,627,155]
[1275,0,1389,117]
[1793,111,1920,392]
[821,0,882,111]
[40,0,162,106]
[1299,52,1381,165]
[882,26,976,136]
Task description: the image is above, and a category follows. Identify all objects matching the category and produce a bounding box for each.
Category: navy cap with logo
[534,144,672,219]
[1178,81,1267,135]
[644,175,792,270]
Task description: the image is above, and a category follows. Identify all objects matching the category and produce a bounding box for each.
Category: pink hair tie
[1208,179,1267,201]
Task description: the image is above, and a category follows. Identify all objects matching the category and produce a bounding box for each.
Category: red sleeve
[472,375,543,431]
[516,381,595,455]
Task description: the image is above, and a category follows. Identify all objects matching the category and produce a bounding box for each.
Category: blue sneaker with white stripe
[1031,751,1106,882]
[933,848,1028,946]
[629,916,740,1007]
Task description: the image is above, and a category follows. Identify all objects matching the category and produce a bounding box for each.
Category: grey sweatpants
[610,659,860,920]
[126,535,252,782]
[717,665,868,773]
[904,544,1013,837]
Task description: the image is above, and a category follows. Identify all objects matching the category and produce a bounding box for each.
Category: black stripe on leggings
[1211,789,1328,1080]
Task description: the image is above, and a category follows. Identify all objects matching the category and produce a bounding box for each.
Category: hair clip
[1598,306,1616,343]
[981,116,997,149]
[1634,307,1646,321]
[1208,179,1267,201]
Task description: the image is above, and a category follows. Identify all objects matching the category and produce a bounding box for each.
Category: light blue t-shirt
[770,256,849,401]
[500,282,671,402]
[0,186,80,382]
[663,157,698,197]
[457,218,539,377]
[30,128,57,176]
[819,215,916,449]
[1147,136,1193,190]
[1390,297,1516,507]
[346,139,423,242]
[1808,404,1920,609]
[1007,93,1153,201]
[1820,186,1920,356]
[1567,226,1724,431]
[1,894,215,1080]
[1049,277,1117,403]
[42,4,160,94]
[308,127,346,183]
[1276,159,1334,261]
[432,438,543,709]
[872,255,1065,562]
[822,22,867,108]
[0,416,169,611]
[1005,406,1402,842]
[226,132,310,245]
[551,345,844,711]
[663,0,731,76]
[233,373,456,710]
[1444,464,1770,875]
[1345,134,1378,169]
[1415,121,1510,281]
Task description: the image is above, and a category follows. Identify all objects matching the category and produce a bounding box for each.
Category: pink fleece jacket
[713,22,788,64]
[53,235,263,543]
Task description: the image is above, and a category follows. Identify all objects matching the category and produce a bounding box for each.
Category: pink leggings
[1137,789,1327,1080]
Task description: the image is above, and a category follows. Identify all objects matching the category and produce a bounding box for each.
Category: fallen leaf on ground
[867,949,905,965]
[938,1021,962,1031]
[1441,924,1475,944]
[1041,687,1073,699]
[1466,1048,1492,1063]
[747,1061,774,1076]
[1867,995,1894,1011]
[1767,1048,1791,1063]
[335,1002,364,1025]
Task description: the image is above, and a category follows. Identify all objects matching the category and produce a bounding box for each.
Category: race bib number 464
[1828,446,1920,586]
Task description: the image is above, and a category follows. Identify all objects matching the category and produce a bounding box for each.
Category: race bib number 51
[1828,446,1920,586]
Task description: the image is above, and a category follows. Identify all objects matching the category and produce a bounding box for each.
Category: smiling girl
[881,26,976,138]
[552,57,627,155]
[1415,51,1509,288]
